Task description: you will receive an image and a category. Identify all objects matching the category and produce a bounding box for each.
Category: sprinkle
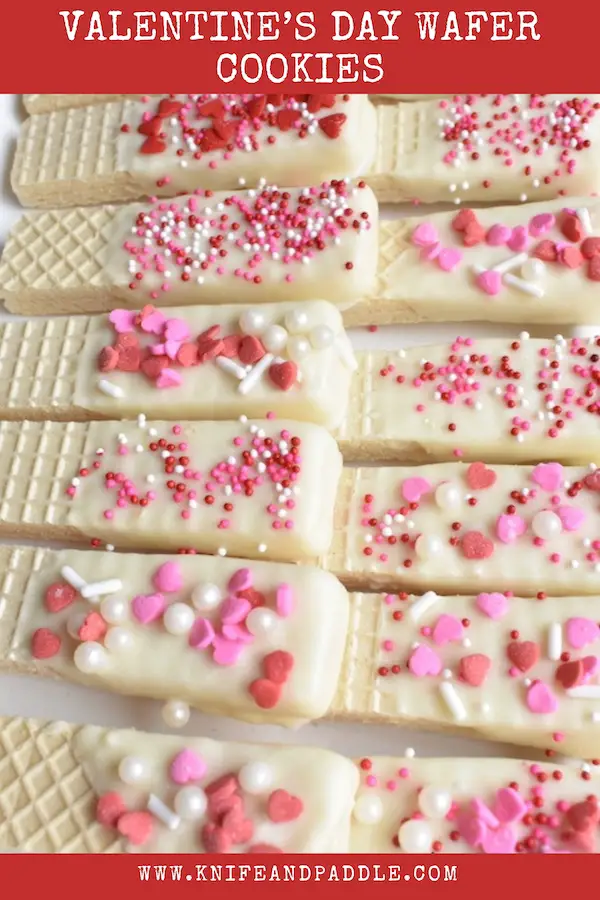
[146,794,181,831]
[97,379,125,399]
[493,253,529,275]
[578,207,593,235]
[60,566,87,591]
[503,273,545,297]
[567,686,600,699]
[238,353,275,395]
[408,591,439,622]
[216,357,248,381]
[439,682,467,721]
[81,579,123,600]
[547,623,562,661]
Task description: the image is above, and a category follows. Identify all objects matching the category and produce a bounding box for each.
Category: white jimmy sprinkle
[81,579,123,601]
[97,379,125,399]
[60,566,87,591]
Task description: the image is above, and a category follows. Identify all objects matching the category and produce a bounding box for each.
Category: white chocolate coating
[5,548,348,727]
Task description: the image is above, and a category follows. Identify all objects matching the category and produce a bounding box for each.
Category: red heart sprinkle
[308,94,336,113]
[555,659,584,689]
[96,792,127,828]
[461,531,494,560]
[246,97,266,119]
[157,98,183,118]
[78,611,107,643]
[263,650,294,684]
[560,246,584,269]
[462,221,486,247]
[201,823,231,853]
[566,798,599,833]
[205,773,239,799]
[117,344,142,373]
[459,653,491,687]
[581,237,600,259]
[117,811,154,846]
[267,94,284,106]
[219,335,242,358]
[140,354,168,380]
[200,128,228,153]
[44,581,77,613]
[507,640,540,673]
[198,99,226,119]
[238,335,266,366]
[248,843,284,854]
[588,256,600,282]
[451,208,477,232]
[466,462,497,491]
[137,116,163,138]
[560,212,584,243]
[115,333,139,349]
[268,361,297,392]
[533,240,558,262]
[213,119,235,142]
[208,792,243,822]
[176,343,199,367]
[236,587,265,608]
[140,136,167,155]
[197,325,221,343]
[585,471,600,491]
[31,627,61,659]
[197,338,224,363]
[221,810,254,845]
[249,679,282,709]
[276,109,299,132]
[318,113,347,139]
[98,346,119,373]
[267,789,304,823]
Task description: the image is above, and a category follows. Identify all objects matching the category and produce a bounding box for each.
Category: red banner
[0,0,596,93]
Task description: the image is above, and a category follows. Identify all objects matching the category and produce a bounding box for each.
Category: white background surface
[0,92,580,765]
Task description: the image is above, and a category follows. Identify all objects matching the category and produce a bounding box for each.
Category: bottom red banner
[0,854,590,898]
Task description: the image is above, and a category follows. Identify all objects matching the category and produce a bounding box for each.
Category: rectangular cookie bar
[12,94,377,207]
[333,590,600,758]
[0,716,358,852]
[362,198,600,326]
[323,460,600,594]
[0,181,378,317]
[0,546,348,727]
[351,755,600,853]
[0,301,355,431]
[23,94,139,114]
[370,94,600,204]
[338,335,600,464]
[0,418,341,560]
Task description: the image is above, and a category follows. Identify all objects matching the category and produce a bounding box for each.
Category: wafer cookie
[0,715,358,852]
[332,590,600,758]
[321,460,600,594]
[0,546,347,728]
[0,182,378,318]
[351,755,600,853]
[12,94,377,207]
[0,301,355,431]
[0,418,341,560]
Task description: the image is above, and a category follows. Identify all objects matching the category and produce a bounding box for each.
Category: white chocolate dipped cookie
[351,756,600,853]
[13,94,377,207]
[0,418,341,560]
[323,461,600,593]
[333,590,600,757]
[0,716,358,852]
[0,301,355,430]
[0,181,378,317]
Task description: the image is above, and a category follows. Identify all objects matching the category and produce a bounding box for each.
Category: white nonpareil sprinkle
[97,379,125,399]
[147,794,181,831]
[81,579,123,600]
[60,566,87,591]
[439,682,467,721]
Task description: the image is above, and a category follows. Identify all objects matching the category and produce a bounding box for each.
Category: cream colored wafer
[332,590,600,759]
[351,755,600,853]
[12,94,377,207]
[0,715,358,852]
[321,461,600,594]
[0,418,341,561]
[0,301,355,431]
[23,94,140,114]
[369,94,600,204]
[0,546,348,728]
[0,182,378,318]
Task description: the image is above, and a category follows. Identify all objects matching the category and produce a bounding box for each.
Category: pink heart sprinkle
[486,224,512,246]
[456,812,487,848]
[496,513,526,544]
[131,592,166,624]
[164,340,182,360]
[566,617,599,650]
[188,617,215,649]
[412,222,439,248]
[164,318,191,342]
[212,635,246,666]
[221,623,254,644]
[476,269,502,296]
[220,596,251,626]
[529,212,556,238]
[140,309,166,334]
[401,476,432,504]
[170,749,207,785]
[531,462,564,492]
[493,788,528,824]
[526,680,558,715]
[420,242,441,261]
[481,824,517,854]
[153,561,184,594]
[408,644,443,677]
[476,592,509,620]
[583,656,599,680]
[109,309,136,333]
[471,799,499,829]
[275,583,294,618]
[227,568,252,593]
[507,225,529,252]
[431,614,464,646]
[156,368,183,389]
[437,247,463,272]
[556,505,586,532]
[150,343,167,355]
